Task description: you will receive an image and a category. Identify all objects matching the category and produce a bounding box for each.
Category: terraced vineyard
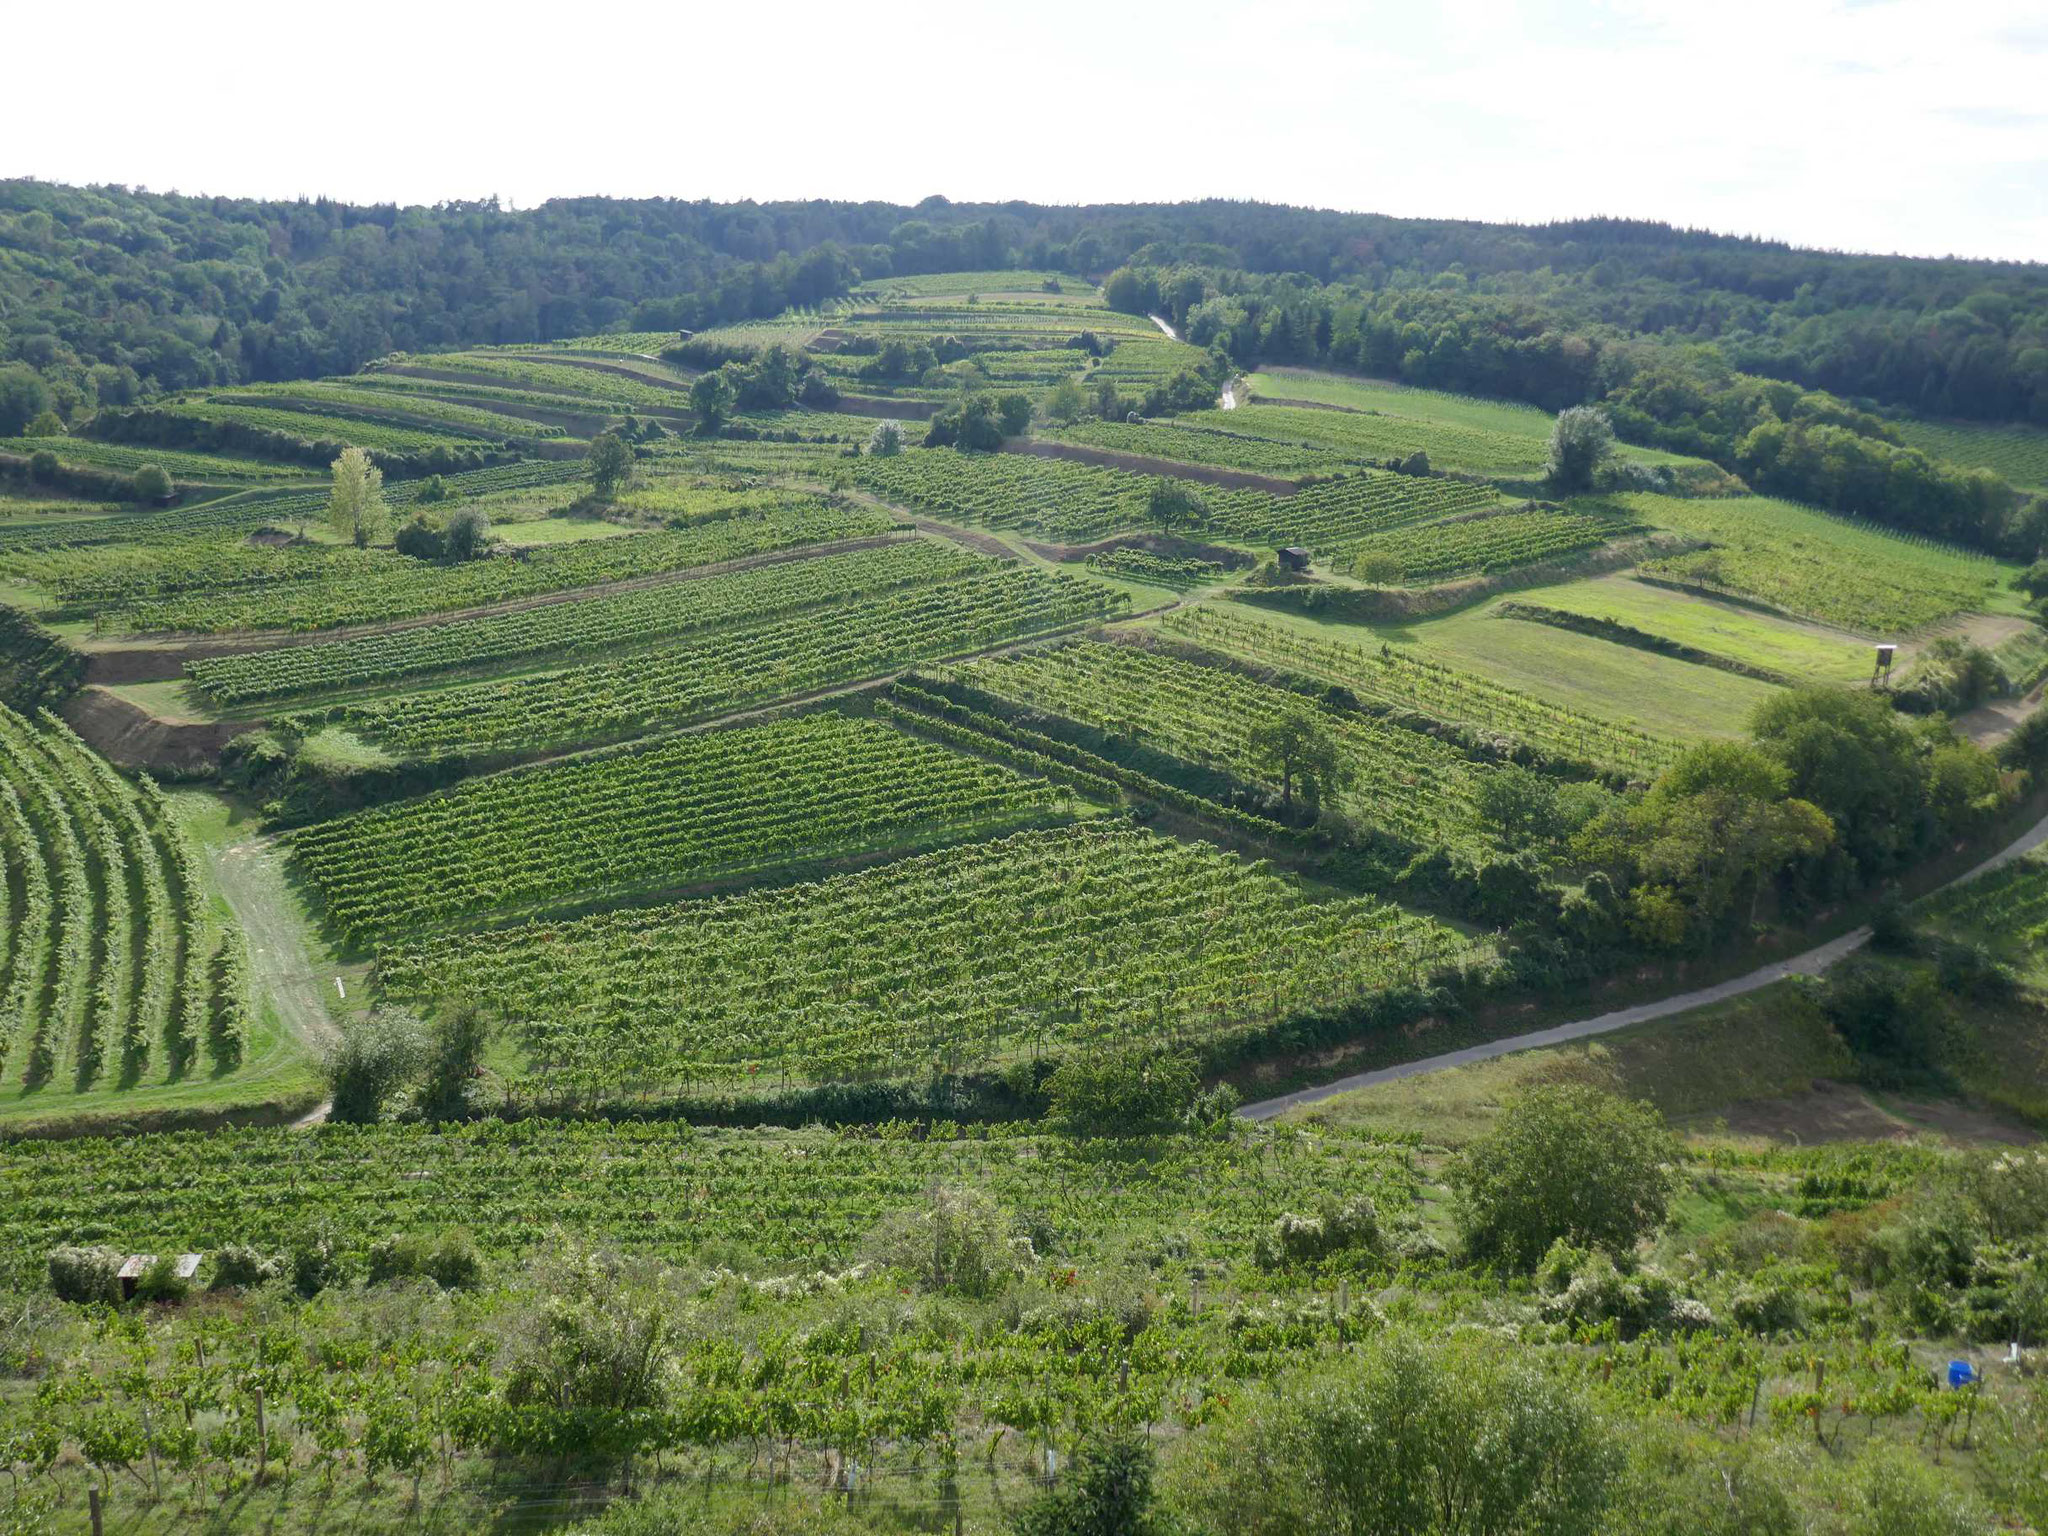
[111,495,889,633]
[136,398,482,454]
[1047,418,1346,475]
[318,563,1126,757]
[186,538,968,705]
[1083,547,1228,588]
[1153,605,1681,774]
[1623,492,2014,631]
[0,1113,1412,1283]
[0,705,247,1093]
[0,436,313,481]
[1892,416,2048,491]
[1340,505,1645,582]
[206,382,571,440]
[381,823,1470,1093]
[852,448,1497,550]
[1178,401,1552,475]
[953,639,1538,852]
[0,461,586,556]
[293,712,1072,942]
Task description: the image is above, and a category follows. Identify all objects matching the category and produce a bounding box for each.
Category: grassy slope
[1219,596,1781,740]
[1507,573,1875,684]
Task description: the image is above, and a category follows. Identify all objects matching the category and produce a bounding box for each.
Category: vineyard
[0,249,2043,1536]
[1339,505,1645,583]
[1622,492,2014,632]
[1152,605,1682,774]
[291,711,1073,942]
[951,639,1546,853]
[1892,416,2048,492]
[379,823,1470,1093]
[184,538,970,706]
[1082,547,1228,588]
[1048,418,1346,475]
[317,563,1126,758]
[851,448,1498,551]
[0,704,247,1098]
[110,496,890,633]
[1178,401,1554,476]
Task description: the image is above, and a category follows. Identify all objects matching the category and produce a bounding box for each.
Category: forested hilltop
[4,181,2045,427]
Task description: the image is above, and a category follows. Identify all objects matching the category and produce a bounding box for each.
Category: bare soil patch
[60,686,261,774]
[1681,1079,2038,1147]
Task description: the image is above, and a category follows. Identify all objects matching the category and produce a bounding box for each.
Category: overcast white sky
[8,0,2045,262]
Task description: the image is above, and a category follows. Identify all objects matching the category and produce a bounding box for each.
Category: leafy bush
[1046,1046,1201,1136]
[1254,1195,1384,1269]
[1167,1333,1619,1535]
[1450,1085,1677,1270]
[862,1184,1029,1298]
[130,463,172,500]
[324,1006,431,1122]
[209,1244,283,1290]
[367,1229,484,1290]
[133,1254,190,1304]
[46,1245,122,1304]
[289,1222,347,1298]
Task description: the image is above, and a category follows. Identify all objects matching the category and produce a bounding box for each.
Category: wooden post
[255,1387,267,1479]
[88,1488,103,1536]
[141,1401,160,1495]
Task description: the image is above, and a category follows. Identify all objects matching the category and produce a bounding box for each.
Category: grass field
[1502,573,1876,684]
[1283,983,1857,1146]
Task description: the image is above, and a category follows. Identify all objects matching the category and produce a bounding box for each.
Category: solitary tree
[688,369,734,433]
[1045,377,1086,425]
[1146,477,1208,537]
[1247,707,1351,815]
[130,463,174,503]
[1449,1084,1677,1268]
[326,446,388,547]
[866,419,904,457]
[443,504,493,561]
[586,430,633,501]
[1547,406,1615,492]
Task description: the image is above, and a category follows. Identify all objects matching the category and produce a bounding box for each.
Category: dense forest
[4,181,2044,425]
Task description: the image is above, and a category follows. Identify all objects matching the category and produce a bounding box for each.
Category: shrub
[209,1244,283,1290]
[325,1006,430,1123]
[1538,1246,1711,1335]
[47,1245,122,1304]
[289,1222,347,1298]
[1449,1084,1677,1270]
[443,504,492,561]
[1046,1046,1200,1136]
[866,419,904,457]
[1014,1425,1162,1536]
[1168,1334,1618,1535]
[367,1229,484,1290]
[862,1185,1030,1298]
[393,514,445,561]
[130,463,173,501]
[27,449,59,482]
[1254,1196,1384,1269]
[133,1254,190,1304]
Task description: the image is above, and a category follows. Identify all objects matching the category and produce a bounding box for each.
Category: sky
[7,0,2045,263]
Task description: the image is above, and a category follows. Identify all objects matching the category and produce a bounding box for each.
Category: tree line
[5,182,2045,442]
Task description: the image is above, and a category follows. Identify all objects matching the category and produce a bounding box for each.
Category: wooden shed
[1276,546,1312,573]
[117,1254,154,1301]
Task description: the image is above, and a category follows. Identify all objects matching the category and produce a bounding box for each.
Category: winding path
[1240,803,2048,1121]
